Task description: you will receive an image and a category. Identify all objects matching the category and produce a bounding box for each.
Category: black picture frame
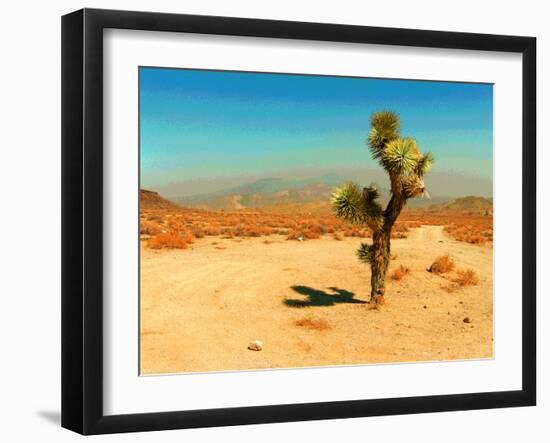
[62,8,536,435]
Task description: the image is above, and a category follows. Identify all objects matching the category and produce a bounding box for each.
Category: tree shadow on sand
[284,286,367,308]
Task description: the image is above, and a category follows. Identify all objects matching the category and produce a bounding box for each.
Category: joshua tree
[331,111,434,306]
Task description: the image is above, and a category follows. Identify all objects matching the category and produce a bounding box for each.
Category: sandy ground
[140,225,493,374]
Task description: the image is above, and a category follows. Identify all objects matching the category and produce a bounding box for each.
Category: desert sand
[140,225,493,374]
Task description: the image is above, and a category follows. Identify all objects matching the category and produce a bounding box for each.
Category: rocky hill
[428,196,493,215]
[140,189,179,209]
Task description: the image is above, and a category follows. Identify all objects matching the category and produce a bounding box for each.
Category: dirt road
[140,225,493,374]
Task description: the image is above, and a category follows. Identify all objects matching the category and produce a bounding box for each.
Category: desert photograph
[139,68,493,375]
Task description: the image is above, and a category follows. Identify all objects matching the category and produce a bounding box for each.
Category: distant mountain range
[172,174,453,211]
[173,174,344,209]
[140,183,493,215]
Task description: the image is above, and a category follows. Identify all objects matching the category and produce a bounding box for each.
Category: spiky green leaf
[416,151,434,175]
[331,182,365,224]
[363,184,380,202]
[366,111,400,160]
[356,242,374,264]
[370,111,400,140]
[381,137,420,175]
[366,128,386,160]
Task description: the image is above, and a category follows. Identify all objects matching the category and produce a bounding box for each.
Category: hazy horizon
[145,167,492,200]
[140,67,493,199]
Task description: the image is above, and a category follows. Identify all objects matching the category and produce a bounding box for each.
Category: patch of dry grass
[399,209,492,245]
[148,231,189,249]
[294,317,331,331]
[428,255,455,274]
[140,220,162,236]
[391,224,409,239]
[390,265,410,281]
[287,229,321,240]
[453,268,479,286]
[140,204,493,250]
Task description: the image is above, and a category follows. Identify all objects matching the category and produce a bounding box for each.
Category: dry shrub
[204,225,222,236]
[342,227,370,238]
[333,232,343,241]
[304,230,321,239]
[453,268,479,286]
[192,226,205,238]
[444,221,492,245]
[466,235,487,245]
[243,225,262,237]
[148,231,188,249]
[236,224,273,237]
[390,265,410,281]
[294,318,331,331]
[286,230,302,240]
[307,224,322,235]
[428,255,455,274]
[391,231,408,239]
[287,229,320,240]
[392,224,409,239]
[140,220,162,235]
[404,220,422,229]
[397,209,492,245]
[147,214,164,223]
[185,232,195,243]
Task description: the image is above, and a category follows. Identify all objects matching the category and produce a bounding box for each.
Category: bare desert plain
[140,208,493,374]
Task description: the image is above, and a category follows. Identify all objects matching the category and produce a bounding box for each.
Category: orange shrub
[399,209,492,245]
[148,231,188,249]
[391,231,408,239]
[428,255,455,274]
[192,226,205,238]
[140,220,162,235]
[305,230,321,239]
[182,230,194,244]
[453,268,479,286]
[243,225,262,237]
[390,265,410,281]
[140,205,494,247]
[286,229,320,240]
[466,235,487,245]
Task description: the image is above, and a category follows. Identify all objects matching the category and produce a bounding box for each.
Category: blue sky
[139,67,493,194]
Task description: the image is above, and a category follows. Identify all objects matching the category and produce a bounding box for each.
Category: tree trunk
[369,194,406,304]
[370,230,391,302]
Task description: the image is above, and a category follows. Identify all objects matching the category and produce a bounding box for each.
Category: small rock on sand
[248,340,263,351]
[463,317,472,324]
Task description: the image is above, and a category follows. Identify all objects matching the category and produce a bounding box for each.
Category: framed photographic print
[61,8,536,435]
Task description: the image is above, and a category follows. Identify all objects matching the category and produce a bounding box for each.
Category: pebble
[248,340,263,351]
[463,317,472,324]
